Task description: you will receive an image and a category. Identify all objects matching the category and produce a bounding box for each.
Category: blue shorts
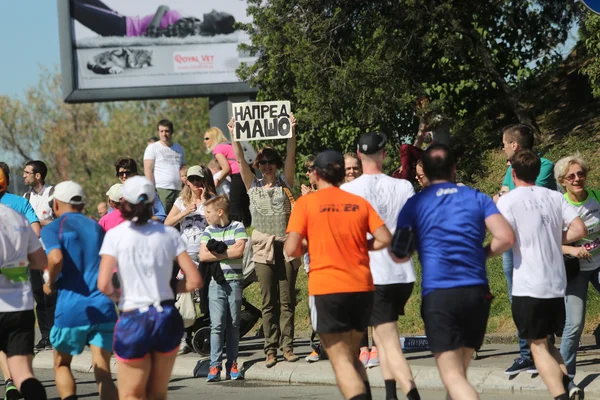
[50,322,116,355]
[114,302,184,362]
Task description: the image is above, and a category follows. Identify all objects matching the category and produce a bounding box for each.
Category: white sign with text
[231,101,292,142]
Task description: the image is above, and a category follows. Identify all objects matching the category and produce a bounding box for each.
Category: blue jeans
[503,250,532,361]
[209,280,242,368]
[560,267,600,377]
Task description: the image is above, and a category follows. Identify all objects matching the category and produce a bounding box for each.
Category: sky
[0,1,580,99]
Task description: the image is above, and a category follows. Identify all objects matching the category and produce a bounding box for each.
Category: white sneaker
[178,340,192,355]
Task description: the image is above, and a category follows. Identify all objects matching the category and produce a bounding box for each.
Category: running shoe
[504,357,534,376]
[366,348,380,368]
[227,362,243,381]
[568,380,584,400]
[178,339,192,355]
[34,337,52,352]
[207,365,221,382]
[359,349,370,367]
[5,379,20,400]
[526,365,538,374]
[305,350,320,363]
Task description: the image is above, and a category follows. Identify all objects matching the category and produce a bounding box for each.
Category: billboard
[58,0,257,103]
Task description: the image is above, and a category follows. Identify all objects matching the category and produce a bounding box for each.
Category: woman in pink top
[204,127,251,227]
[98,183,125,232]
[73,0,236,38]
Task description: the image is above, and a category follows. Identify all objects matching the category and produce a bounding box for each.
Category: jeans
[502,249,532,361]
[560,267,600,377]
[254,241,301,355]
[209,280,242,368]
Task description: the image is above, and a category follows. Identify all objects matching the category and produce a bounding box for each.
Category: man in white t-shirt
[342,132,420,400]
[143,119,185,214]
[0,204,49,399]
[22,160,56,354]
[497,150,586,400]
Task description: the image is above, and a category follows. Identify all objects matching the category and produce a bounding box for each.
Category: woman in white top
[556,155,600,394]
[165,165,217,261]
[98,176,202,400]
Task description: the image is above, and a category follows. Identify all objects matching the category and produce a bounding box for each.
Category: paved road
[34,369,551,400]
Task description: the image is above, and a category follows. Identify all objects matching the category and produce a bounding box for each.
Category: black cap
[357,132,387,155]
[313,150,344,169]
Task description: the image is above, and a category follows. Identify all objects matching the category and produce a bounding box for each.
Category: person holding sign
[204,127,251,227]
[227,114,301,368]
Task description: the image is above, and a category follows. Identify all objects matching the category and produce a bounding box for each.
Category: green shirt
[503,157,556,191]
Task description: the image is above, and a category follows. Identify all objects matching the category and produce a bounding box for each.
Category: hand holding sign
[231,101,294,142]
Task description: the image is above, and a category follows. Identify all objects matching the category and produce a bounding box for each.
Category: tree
[0,70,210,211]
[238,0,579,179]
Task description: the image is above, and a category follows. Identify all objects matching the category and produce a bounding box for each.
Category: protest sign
[231,101,292,142]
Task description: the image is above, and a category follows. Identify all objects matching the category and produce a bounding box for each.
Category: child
[208,159,231,198]
[199,196,248,382]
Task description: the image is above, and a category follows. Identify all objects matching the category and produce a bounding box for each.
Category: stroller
[187,237,262,356]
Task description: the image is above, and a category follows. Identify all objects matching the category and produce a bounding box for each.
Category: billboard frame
[57,0,257,103]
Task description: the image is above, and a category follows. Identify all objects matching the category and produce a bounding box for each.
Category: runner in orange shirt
[285,150,391,400]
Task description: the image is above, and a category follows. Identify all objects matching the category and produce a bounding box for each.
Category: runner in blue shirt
[394,144,515,400]
[41,181,118,400]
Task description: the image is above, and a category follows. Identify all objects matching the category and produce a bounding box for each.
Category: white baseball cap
[121,176,155,204]
[106,183,123,202]
[49,181,85,205]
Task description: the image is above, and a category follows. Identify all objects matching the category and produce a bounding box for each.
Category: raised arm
[228,117,254,191]
[484,213,515,258]
[283,113,297,187]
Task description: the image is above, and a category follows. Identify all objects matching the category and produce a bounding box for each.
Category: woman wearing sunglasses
[555,155,600,397]
[165,165,216,262]
[203,127,251,227]
[227,115,302,367]
[165,165,216,354]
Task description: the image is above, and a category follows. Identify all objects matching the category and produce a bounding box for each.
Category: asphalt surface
[33,368,553,400]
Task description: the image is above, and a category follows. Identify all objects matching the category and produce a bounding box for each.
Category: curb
[33,350,600,396]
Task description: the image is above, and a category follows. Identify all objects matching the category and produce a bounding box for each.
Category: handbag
[175,292,197,328]
[563,254,580,282]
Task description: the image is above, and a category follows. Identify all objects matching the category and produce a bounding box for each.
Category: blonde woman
[204,127,251,227]
[165,165,217,262]
[344,152,363,183]
[555,155,600,398]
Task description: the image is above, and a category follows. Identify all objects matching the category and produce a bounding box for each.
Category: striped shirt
[201,221,248,281]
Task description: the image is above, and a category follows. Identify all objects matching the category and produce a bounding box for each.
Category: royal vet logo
[173,52,215,72]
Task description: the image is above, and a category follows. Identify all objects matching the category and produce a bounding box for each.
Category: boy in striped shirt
[200,196,248,382]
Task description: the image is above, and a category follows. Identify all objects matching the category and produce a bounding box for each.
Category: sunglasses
[258,159,277,166]
[203,137,210,141]
[565,171,586,182]
[307,166,315,172]
[188,177,204,186]
[117,170,134,177]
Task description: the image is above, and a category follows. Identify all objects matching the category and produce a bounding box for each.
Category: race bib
[1,260,29,283]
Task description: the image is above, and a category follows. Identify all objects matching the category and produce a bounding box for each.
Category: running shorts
[369,282,414,326]
[0,310,35,357]
[113,301,184,362]
[421,285,492,353]
[51,322,115,355]
[512,296,565,340]
[309,291,373,334]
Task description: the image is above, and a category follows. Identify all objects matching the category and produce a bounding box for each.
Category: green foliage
[238,0,578,182]
[0,70,211,212]
[582,13,600,98]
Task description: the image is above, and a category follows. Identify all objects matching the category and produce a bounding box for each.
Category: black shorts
[512,296,565,340]
[0,310,35,357]
[310,291,374,334]
[369,283,414,326]
[421,285,492,353]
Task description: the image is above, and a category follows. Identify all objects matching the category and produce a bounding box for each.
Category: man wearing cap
[41,181,118,400]
[99,184,125,232]
[342,132,421,400]
[394,144,515,400]
[285,150,392,400]
[114,158,167,222]
[0,203,49,400]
